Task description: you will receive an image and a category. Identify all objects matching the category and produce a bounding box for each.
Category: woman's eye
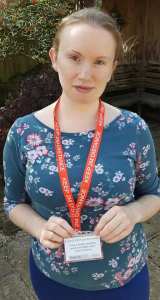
[95,60,105,65]
[69,56,80,62]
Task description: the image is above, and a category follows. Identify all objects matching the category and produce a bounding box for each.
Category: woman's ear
[49,47,58,72]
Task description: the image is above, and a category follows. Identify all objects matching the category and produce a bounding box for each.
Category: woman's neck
[59,95,100,119]
[56,95,101,132]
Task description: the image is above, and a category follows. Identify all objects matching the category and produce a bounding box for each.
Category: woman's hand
[39,216,75,249]
[94,205,137,244]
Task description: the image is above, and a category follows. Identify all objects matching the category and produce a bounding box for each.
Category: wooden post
[137,0,149,115]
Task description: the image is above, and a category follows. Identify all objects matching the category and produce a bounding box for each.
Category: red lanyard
[54,98,105,231]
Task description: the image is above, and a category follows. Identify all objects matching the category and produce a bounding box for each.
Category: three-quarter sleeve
[135,117,160,199]
[3,119,27,216]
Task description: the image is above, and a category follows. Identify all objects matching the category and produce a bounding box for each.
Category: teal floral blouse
[3,108,160,290]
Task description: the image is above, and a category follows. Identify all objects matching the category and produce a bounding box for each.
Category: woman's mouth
[74,85,94,93]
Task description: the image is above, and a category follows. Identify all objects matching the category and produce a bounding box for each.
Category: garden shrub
[0,0,76,171]
[0,0,76,62]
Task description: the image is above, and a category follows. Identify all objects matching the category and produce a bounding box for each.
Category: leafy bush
[0,0,76,173]
[0,64,62,169]
[0,0,76,63]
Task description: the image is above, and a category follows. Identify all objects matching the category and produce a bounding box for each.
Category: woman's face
[49,23,117,102]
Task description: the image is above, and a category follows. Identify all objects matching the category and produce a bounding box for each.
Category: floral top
[3,108,160,290]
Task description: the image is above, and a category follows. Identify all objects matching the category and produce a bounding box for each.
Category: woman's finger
[48,222,72,239]
[94,206,119,234]
[100,222,126,240]
[102,222,130,241]
[46,230,63,243]
[105,228,133,244]
[49,217,75,236]
[99,214,123,238]
[42,239,61,249]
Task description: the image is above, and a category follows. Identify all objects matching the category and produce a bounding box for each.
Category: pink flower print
[81,215,88,221]
[123,268,133,280]
[128,257,136,268]
[27,150,38,163]
[142,145,150,156]
[64,152,70,158]
[49,165,58,174]
[85,197,104,207]
[45,248,51,255]
[71,267,78,273]
[108,258,118,268]
[128,178,136,192]
[92,273,105,280]
[55,246,64,259]
[123,143,136,156]
[127,116,133,124]
[39,187,53,197]
[27,133,42,146]
[51,263,59,272]
[130,142,136,150]
[121,247,126,254]
[139,161,149,171]
[40,244,51,255]
[135,154,142,174]
[104,197,120,210]
[140,119,147,130]
[135,251,142,264]
[36,146,48,156]
[95,164,104,174]
[62,139,74,148]
[88,131,95,139]
[17,123,29,135]
[120,244,131,254]
[109,197,120,205]
[73,155,80,161]
[127,143,136,155]
[113,171,125,183]
[89,218,95,225]
[115,272,124,286]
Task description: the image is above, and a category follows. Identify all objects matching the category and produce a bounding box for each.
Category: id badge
[64,231,103,263]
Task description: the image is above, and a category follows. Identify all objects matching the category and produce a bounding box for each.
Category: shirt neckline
[31,109,123,135]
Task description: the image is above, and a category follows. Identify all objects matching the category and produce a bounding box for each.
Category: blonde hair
[53,7,123,62]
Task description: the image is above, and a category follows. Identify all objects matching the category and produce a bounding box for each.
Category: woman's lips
[74,85,94,93]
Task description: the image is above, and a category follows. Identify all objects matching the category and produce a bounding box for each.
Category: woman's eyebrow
[70,49,109,59]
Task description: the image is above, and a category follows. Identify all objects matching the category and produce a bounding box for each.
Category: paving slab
[148,235,160,268]
[144,215,160,240]
[0,273,36,300]
[0,231,36,300]
[148,260,160,300]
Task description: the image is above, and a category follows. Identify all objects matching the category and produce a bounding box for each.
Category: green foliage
[0,0,76,63]
[95,0,102,9]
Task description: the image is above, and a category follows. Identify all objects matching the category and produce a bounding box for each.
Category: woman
[3,7,160,300]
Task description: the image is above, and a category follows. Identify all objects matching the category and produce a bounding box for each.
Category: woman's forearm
[8,195,160,241]
[127,194,160,224]
[8,204,47,240]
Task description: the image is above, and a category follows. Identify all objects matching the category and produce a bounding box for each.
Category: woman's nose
[78,63,92,79]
